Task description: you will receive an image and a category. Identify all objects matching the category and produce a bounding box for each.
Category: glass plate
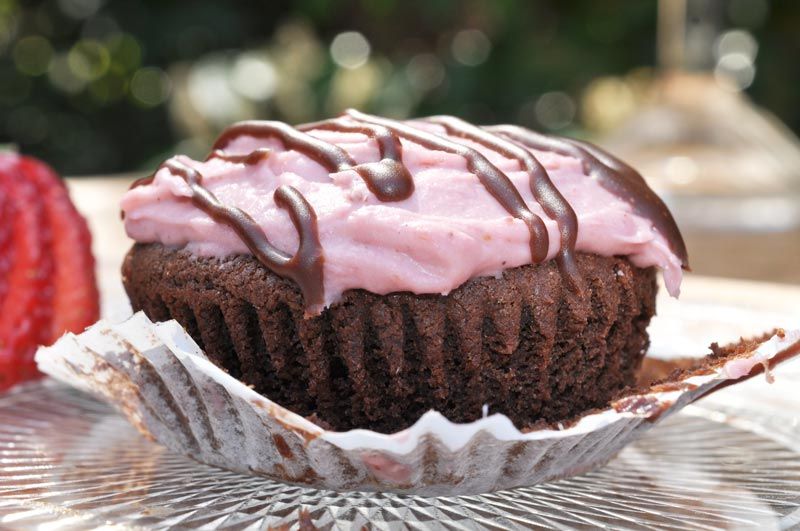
[3,277,800,530]
[1,380,799,530]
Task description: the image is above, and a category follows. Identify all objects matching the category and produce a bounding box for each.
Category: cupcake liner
[36,312,800,496]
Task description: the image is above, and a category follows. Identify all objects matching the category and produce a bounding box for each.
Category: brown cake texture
[123,242,657,433]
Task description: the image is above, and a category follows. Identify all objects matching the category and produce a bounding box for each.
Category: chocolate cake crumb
[123,243,657,432]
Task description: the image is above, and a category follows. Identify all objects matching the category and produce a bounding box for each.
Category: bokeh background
[1,0,799,283]
[1,0,797,173]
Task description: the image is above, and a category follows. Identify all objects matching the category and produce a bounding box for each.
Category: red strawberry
[0,153,99,391]
[19,156,99,340]
[0,154,55,391]
[0,188,13,308]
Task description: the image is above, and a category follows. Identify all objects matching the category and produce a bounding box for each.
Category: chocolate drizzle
[206,147,271,165]
[485,125,689,267]
[131,110,688,310]
[144,158,325,310]
[216,119,413,202]
[344,109,550,264]
[298,117,414,201]
[213,120,355,175]
[424,115,582,289]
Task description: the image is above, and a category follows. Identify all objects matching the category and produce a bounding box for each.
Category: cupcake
[120,109,687,433]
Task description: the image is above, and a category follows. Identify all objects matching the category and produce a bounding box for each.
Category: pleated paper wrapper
[35,312,800,496]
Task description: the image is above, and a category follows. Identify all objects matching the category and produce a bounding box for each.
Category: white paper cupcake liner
[35,312,800,496]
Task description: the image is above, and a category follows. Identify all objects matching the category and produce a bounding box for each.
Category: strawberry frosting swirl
[121,119,685,309]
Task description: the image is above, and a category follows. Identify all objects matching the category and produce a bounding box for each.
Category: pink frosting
[121,121,683,308]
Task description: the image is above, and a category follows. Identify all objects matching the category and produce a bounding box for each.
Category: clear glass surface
[2,280,800,530]
[1,382,799,530]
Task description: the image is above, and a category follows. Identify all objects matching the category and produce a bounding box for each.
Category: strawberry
[0,187,13,308]
[19,157,99,340]
[0,154,55,391]
[0,153,99,391]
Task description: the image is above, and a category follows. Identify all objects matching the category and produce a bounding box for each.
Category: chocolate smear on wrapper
[36,315,800,496]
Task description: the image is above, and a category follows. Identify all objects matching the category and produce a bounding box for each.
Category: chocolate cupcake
[121,110,687,433]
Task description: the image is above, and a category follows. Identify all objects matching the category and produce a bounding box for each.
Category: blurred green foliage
[0,0,797,175]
